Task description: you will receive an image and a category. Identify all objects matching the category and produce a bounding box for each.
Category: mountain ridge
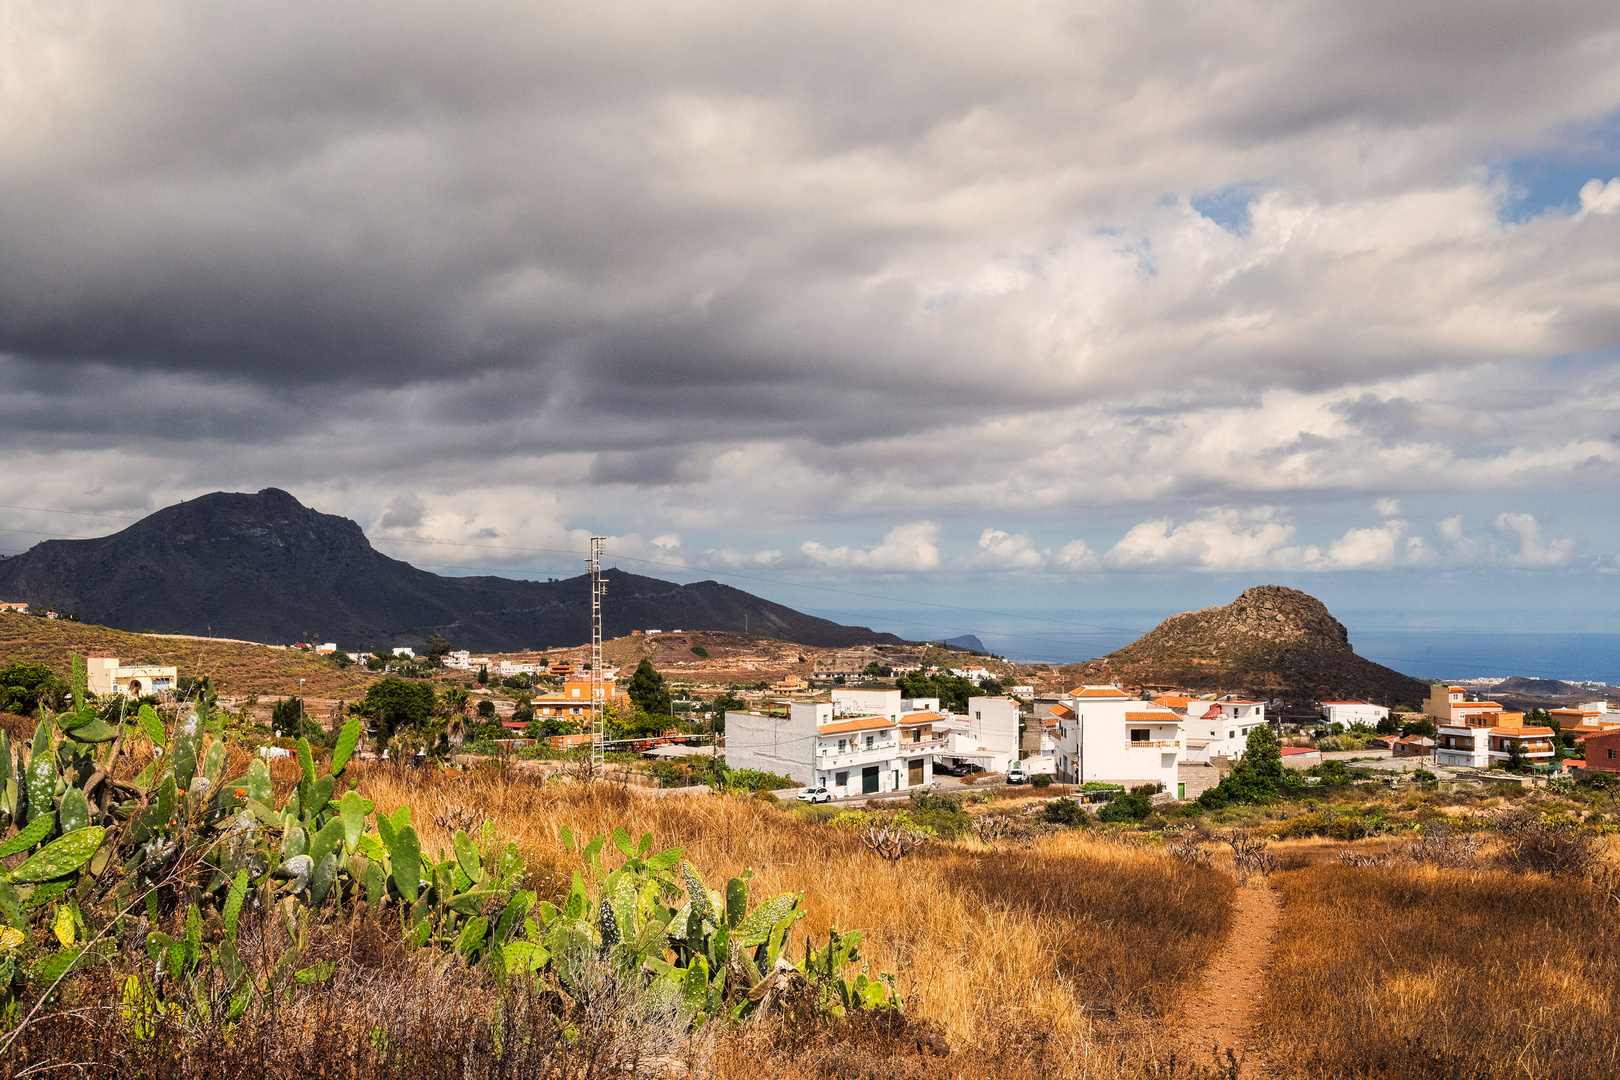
[0,489,907,653]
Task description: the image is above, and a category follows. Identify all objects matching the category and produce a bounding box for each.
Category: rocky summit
[0,488,906,653]
[1074,585,1428,706]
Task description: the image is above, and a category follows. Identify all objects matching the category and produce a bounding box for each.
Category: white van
[1007,762,1027,784]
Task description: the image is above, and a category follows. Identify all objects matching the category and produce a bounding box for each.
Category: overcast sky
[4,0,1620,650]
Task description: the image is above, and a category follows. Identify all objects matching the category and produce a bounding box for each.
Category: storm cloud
[3,0,1620,600]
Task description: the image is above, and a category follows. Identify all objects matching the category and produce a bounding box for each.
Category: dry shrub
[0,711,34,742]
[1495,809,1602,877]
[1259,863,1620,1080]
[1407,822,1484,870]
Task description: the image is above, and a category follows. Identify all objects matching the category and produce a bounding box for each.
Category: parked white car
[795,786,832,803]
[1007,763,1028,784]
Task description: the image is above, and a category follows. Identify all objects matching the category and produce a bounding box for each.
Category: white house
[1180,700,1268,760]
[1049,686,1182,794]
[725,700,946,796]
[84,657,178,699]
[1319,701,1389,728]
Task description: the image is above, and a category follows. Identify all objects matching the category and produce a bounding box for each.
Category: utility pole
[588,537,607,777]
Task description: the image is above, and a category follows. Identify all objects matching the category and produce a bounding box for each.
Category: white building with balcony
[725,699,946,796]
[1180,700,1268,761]
[1050,686,1182,793]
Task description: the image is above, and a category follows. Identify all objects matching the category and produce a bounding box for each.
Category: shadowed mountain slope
[0,489,906,653]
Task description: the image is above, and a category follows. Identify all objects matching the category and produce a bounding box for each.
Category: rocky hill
[1072,585,1428,707]
[0,489,907,653]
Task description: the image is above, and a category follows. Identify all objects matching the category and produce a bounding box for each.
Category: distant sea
[837,608,1620,686]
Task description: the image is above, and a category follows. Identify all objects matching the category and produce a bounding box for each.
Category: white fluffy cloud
[801,522,941,571]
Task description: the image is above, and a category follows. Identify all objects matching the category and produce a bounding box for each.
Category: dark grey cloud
[1,0,1620,579]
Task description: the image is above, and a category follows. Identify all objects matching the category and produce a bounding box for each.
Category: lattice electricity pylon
[588,536,607,776]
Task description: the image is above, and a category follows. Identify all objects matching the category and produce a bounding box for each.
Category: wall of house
[724,704,824,784]
[967,697,1019,756]
[1581,731,1620,773]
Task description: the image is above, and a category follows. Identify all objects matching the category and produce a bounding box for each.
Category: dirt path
[1169,882,1282,1075]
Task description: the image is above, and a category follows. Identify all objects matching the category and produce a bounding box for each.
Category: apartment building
[1434,710,1556,770]
[529,675,631,719]
[725,698,945,796]
[1049,685,1182,793]
[1424,685,1508,725]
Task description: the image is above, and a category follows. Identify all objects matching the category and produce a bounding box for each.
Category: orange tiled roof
[1067,686,1130,699]
[1048,703,1076,720]
[1153,695,1194,709]
[818,715,895,735]
[901,711,945,724]
[1124,711,1178,722]
[1490,726,1554,736]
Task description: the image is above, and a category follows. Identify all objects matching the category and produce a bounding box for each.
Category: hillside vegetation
[0,612,375,697]
[1076,585,1428,705]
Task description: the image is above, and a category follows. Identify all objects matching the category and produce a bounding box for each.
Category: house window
[1228,731,1235,739]
[912,729,922,742]
[837,739,847,753]
[1609,749,1617,760]
[835,771,848,787]
[1131,729,1150,743]
[865,734,875,749]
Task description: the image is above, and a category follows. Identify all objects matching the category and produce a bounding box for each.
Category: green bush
[905,790,973,839]
[1098,784,1160,823]
[1042,798,1090,827]
[1031,773,1052,788]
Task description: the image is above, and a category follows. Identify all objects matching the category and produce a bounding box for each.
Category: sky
[4,1,1620,670]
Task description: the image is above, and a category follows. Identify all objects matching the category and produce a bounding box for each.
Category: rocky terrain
[0,489,907,653]
[1071,585,1429,706]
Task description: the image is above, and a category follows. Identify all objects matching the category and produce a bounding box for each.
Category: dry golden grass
[353,763,1235,1059]
[0,611,380,696]
[1259,859,1620,1079]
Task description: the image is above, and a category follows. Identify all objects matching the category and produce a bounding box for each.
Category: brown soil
[1170,881,1282,1075]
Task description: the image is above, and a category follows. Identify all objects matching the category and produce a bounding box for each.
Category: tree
[978,678,1004,695]
[895,671,986,713]
[359,677,437,737]
[711,691,747,714]
[271,696,323,741]
[1198,725,1299,809]
[1399,718,1438,738]
[423,633,452,661]
[477,700,497,720]
[627,659,672,717]
[1375,715,1398,735]
[476,665,488,686]
[0,662,65,714]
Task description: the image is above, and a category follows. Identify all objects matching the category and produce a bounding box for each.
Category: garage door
[862,765,880,794]
[907,759,923,786]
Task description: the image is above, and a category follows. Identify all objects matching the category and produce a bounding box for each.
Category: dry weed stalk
[1218,829,1277,882]
[860,823,928,861]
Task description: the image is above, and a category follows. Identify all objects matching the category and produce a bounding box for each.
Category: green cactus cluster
[527,824,900,1026]
[0,653,897,1037]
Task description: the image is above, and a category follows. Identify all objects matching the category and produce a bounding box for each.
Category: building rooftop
[1066,686,1131,699]
[818,715,895,735]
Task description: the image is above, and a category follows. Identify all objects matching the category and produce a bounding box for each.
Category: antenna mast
[588,536,607,776]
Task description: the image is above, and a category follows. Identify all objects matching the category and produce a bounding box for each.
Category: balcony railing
[1128,740,1180,748]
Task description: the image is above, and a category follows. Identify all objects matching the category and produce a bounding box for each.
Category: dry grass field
[356,765,1236,1055]
[0,612,377,696]
[1259,858,1620,1080]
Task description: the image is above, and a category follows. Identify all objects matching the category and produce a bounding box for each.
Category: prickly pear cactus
[5,826,105,884]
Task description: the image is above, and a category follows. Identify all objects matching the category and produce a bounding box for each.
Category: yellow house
[84,657,179,698]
